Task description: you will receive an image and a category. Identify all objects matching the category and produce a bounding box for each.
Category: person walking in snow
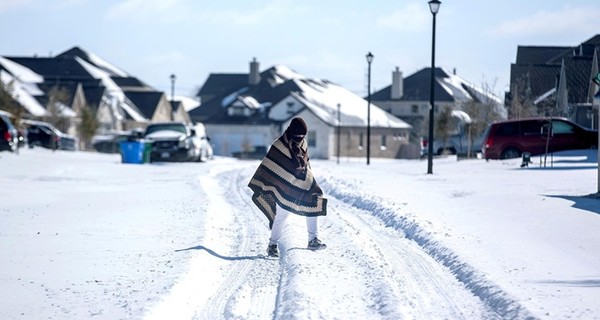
[248,117,328,257]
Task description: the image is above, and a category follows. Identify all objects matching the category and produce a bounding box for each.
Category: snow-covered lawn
[1,148,598,319]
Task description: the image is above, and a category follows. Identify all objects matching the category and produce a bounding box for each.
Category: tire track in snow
[321,176,536,319]
[326,196,501,319]
[144,165,278,320]
[194,166,280,319]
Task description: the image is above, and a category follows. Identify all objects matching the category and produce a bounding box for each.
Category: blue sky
[1,0,599,99]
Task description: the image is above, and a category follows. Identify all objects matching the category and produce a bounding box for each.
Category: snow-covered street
[1,148,599,319]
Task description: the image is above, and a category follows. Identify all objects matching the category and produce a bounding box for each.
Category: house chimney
[391,67,403,100]
[249,57,260,85]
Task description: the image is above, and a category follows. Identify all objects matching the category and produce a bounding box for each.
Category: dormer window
[228,106,247,116]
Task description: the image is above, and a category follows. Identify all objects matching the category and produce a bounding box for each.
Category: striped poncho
[248,135,328,229]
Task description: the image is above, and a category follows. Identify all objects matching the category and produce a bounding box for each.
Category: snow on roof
[56,102,76,117]
[534,88,556,105]
[0,56,44,83]
[440,69,503,104]
[77,57,146,122]
[438,76,472,101]
[222,87,249,107]
[118,96,147,122]
[234,96,261,109]
[86,51,129,77]
[271,65,306,84]
[292,79,411,129]
[0,70,47,117]
[172,95,201,112]
[76,57,122,93]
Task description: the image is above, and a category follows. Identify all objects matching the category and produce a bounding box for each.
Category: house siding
[205,123,280,157]
[150,97,173,122]
[289,110,414,160]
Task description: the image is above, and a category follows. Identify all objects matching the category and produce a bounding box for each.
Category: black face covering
[291,134,305,143]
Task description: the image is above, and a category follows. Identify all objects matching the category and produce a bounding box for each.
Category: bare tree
[0,80,25,122]
[0,81,26,153]
[78,104,99,150]
[459,79,506,157]
[435,106,453,153]
[44,86,71,133]
[507,74,538,119]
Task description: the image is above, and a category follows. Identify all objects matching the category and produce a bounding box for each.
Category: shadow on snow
[175,245,268,261]
[546,194,600,215]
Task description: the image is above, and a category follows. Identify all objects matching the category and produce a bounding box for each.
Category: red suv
[482,117,598,160]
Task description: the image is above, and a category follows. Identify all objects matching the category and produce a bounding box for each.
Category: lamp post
[427,0,441,174]
[366,52,374,165]
[170,74,176,101]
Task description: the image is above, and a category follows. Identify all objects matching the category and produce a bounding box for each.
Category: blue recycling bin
[120,141,146,164]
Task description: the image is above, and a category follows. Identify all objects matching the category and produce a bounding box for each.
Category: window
[228,106,246,116]
[412,105,419,113]
[497,123,518,136]
[552,120,575,134]
[307,131,316,147]
[522,121,541,136]
[380,135,387,150]
[287,102,295,115]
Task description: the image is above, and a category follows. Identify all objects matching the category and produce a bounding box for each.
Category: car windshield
[145,124,186,135]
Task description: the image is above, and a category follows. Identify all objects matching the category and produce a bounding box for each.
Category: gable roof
[371,67,501,104]
[5,56,94,82]
[190,67,304,124]
[291,79,410,128]
[1,46,175,124]
[509,63,560,98]
[123,91,163,120]
[0,68,46,116]
[196,73,247,98]
[515,46,570,65]
[509,34,600,105]
[56,46,130,77]
[564,56,596,103]
[191,63,411,129]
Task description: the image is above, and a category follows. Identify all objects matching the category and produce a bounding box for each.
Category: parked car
[143,122,212,162]
[420,110,483,157]
[92,131,135,154]
[421,133,483,157]
[22,119,78,151]
[0,110,18,152]
[481,117,598,160]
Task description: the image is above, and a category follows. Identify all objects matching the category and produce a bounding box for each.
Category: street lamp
[427,0,441,174]
[366,52,374,165]
[170,74,176,101]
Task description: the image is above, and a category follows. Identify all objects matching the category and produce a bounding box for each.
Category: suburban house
[370,67,505,145]
[506,34,600,129]
[191,58,414,160]
[0,47,186,146]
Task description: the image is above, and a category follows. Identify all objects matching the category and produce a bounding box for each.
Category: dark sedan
[22,119,78,151]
